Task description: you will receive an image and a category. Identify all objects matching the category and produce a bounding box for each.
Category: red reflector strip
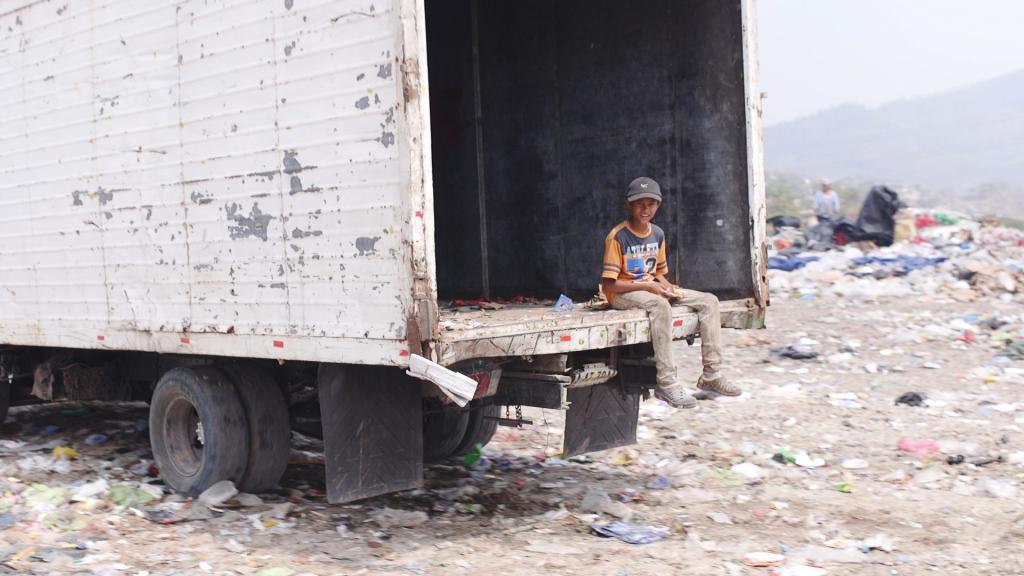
[96,335,105,341]
[399,350,410,357]
[470,372,492,398]
[673,320,683,327]
[273,340,284,348]
[560,335,572,342]
[180,337,190,344]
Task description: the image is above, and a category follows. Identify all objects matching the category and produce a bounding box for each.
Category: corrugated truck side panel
[0,0,420,365]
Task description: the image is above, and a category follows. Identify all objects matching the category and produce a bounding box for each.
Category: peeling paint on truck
[0,0,418,364]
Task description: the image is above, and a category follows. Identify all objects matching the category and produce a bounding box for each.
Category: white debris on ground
[0,214,1022,575]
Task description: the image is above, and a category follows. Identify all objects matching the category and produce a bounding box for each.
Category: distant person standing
[813,179,841,223]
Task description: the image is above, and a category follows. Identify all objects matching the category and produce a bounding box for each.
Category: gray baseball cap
[626,177,662,202]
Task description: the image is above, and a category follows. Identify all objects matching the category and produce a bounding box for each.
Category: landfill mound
[768,208,1023,307]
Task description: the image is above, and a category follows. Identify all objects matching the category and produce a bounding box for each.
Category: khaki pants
[611,289,723,387]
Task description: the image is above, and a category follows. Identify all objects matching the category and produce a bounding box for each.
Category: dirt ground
[2,294,1023,576]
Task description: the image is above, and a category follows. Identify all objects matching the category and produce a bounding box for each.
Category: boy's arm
[602,277,672,298]
[652,237,675,292]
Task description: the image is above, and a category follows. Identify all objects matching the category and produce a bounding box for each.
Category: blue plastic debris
[84,434,108,446]
[767,255,820,271]
[646,476,671,490]
[850,255,946,274]
[552,294,574,312]
[590,521,669,544]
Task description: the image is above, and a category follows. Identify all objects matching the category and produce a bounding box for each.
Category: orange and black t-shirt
[602,221,669,291]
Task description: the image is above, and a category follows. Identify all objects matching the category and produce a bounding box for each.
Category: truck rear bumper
[434,298,764,365]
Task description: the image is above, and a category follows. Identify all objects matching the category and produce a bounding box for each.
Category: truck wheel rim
[163,397,204,478]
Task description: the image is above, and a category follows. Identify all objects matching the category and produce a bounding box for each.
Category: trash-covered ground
[2,221,1023,575]
[767,209,1023,303]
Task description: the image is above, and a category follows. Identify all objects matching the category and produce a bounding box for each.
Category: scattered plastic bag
[24,484,71,509]
[552,294,574,312]
[70,478,110,502]
[646,476,671,490]
[897,438,940,455]
[370,507,429,528]
[771,346,819,360]
[109,483,159,507]
[83,434,108,446]
[51,446,78,460]
[590,521,668,544]
[198,480,238,507]
[895,392,926,407]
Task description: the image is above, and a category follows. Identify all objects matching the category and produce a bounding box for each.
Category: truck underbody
[0,340,667,503]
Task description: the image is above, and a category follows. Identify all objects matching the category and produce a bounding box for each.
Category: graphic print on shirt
[624,242,660,279]
[601,221,669,285]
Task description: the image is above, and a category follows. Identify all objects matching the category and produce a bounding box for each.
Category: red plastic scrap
[897,437,940,455]
[915,213,939,229]
[450,294,530,309]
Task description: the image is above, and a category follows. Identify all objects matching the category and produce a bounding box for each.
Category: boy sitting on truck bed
[601,177,742,408]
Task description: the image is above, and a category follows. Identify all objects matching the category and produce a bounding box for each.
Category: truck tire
[149,367,249,496]
[453,405,499,456]
[219,363,291,493]
[423,407,469,462]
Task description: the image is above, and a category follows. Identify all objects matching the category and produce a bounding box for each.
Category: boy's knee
[696,290,718,304]
[694,291,719,309]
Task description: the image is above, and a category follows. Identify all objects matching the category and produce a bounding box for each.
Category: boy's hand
[646,282,674,299]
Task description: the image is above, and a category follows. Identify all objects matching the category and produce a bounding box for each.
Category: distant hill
[765,69,1024,218]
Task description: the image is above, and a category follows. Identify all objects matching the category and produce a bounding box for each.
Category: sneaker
[654,384,697,409]
[697,374,742,397]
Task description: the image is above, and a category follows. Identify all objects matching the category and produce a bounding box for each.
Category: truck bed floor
[434,299,758,365]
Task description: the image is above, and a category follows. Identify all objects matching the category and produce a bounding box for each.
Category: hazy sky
[758,0,1024,125]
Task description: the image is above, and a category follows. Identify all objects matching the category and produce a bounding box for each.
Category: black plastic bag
[768,215,802,233]
[837,186,902,246]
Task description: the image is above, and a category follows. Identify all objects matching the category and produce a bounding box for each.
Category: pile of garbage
[767,208,1024,304]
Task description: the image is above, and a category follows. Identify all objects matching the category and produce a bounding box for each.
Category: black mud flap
[318,364,423,504]
[562,379,640,457]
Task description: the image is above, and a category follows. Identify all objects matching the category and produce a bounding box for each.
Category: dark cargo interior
[426,0,753,302]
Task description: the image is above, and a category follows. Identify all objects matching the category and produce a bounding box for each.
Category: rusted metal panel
[0,0,414,365]
[396,0,438,349]
[742,0,769,311]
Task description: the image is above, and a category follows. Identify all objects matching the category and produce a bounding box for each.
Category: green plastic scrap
[999,340,1024,361]
[456,502,485,515]
[463,443,483,468]
[24,484,70,508]
[41,510,88,532]
[776,448,797,464]
[109,483,157,508]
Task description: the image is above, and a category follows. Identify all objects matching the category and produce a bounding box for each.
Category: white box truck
[0,0,767,503]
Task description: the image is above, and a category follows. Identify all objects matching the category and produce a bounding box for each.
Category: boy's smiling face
[628,198,660,227]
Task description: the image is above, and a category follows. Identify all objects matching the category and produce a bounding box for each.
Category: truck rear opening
[424,0,765,356]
